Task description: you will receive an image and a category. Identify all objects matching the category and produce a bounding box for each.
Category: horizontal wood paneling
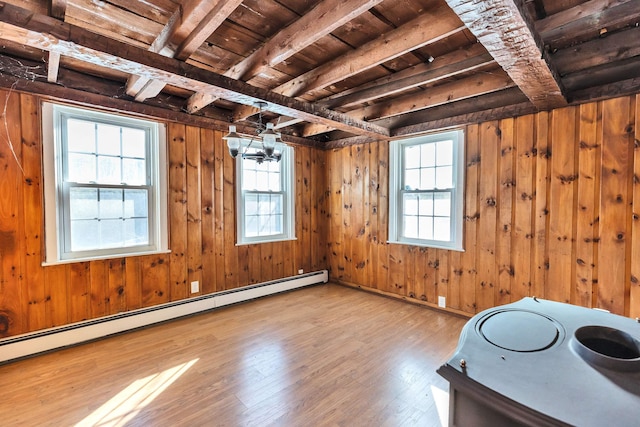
[0,90,328,338]
[327,93,640,318]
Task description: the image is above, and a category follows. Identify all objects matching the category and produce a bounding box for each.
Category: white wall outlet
[190,281,199,293]
[298,269,304,274]
[438,296,446,308]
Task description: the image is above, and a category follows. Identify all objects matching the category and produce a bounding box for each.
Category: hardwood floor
[0,284,467,426]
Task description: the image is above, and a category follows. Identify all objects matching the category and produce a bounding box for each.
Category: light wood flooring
[0,283,467,426]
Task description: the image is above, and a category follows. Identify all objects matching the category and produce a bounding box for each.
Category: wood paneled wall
[0,90,327,338]
[327,94,640,318]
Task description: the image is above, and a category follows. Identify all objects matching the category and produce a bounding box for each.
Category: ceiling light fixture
[223,101,282,163]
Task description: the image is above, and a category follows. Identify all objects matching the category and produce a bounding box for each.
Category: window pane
[404,169,419,190]
[245,193,258,214]
[420,167,435,190]
[124,218,148,246]
[100,219,123,248]
[258,214,270,235]
[99,189,123,219]
[271,214,283,234]
[419,216,434,240]
[122,158,146,185]
[245,215,259,237]
[67,119,95,153]
[124,189,148,218]
[434,217,451,241]
[243,168,257,191]
[434,192,451,217]
[421,143,436,167]
[436,140,453,166]
[256,171,269,191]
[418,194,433,216]
[97,123,121,156]
[68,153,96,182]
[403,215,418,239]
[97,156,121,184]
[122,128,146,158]
[405,145,420,169]
[70,219,99,251]
[403,194,418,216]
[269,171,281,192]
[70,187,98,220]
[436,165,453,189]
[272,194,283,215]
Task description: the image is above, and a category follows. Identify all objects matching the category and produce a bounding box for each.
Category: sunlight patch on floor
[431,384,449,427]
[75,358,199,427]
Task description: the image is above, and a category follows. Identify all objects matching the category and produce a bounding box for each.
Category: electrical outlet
[190,281,199,293]
[438,296,446,308]
[298,269,304,274]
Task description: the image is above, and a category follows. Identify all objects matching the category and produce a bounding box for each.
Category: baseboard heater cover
[0,270,328,364]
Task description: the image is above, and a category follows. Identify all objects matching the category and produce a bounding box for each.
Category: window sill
[387,240,464,252]
[236,237,297,246]
[42,249,172,267]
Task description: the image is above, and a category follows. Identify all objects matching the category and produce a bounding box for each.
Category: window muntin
[42,103,168,263]
[236,145,295,244]
[389,130,464,250]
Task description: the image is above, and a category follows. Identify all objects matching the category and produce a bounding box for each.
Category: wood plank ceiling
[0,0,638,147]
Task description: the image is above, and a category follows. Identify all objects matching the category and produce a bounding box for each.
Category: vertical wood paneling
[631,96,640,318]
[168,123,188,300]
[547,107,577,304]
[460,124,479,312]
[342,147,353,283]
[213,131,226,292]
[497,118,515,306]
[598,97,633,313]
[368,142,379,289]
[532,112,550,299]
[200,128,216,294]
[575,103,599,308]
[376,143,389,291]
[326,94,639,318]
[476,121,499,312]
[513,114,535,302]
[186,125,203,296]
[0,92,328,338]
[0,90,25,336]
[20,93,46,331]
[6,90,640,338]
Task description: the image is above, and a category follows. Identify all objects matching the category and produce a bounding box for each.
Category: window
[236,144,295,244]
[42,103,168,264]
[389,129,464,251]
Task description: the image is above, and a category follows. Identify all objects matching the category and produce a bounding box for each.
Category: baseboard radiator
[0,270,328,364]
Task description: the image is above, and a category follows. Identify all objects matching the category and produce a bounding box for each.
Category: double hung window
[389,130,464,250]
[236,145,295,244]
[42,103,168,263]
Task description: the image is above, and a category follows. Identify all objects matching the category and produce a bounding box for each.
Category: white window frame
[42,102,169,265]
[236,143,295,245]
[388,129,465,251]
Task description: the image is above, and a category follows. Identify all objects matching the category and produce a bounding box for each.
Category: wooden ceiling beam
[126,0,242,101]
[275,6,464,99]
[50,0,66,20]
[185,0,385,114]
[321,52,495,109]
[232,6,465,121]
[46,51,60,83]
[536,0,640,50]
[0,3,389,138]
[444,0,567,110]
[302,68,515,136]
